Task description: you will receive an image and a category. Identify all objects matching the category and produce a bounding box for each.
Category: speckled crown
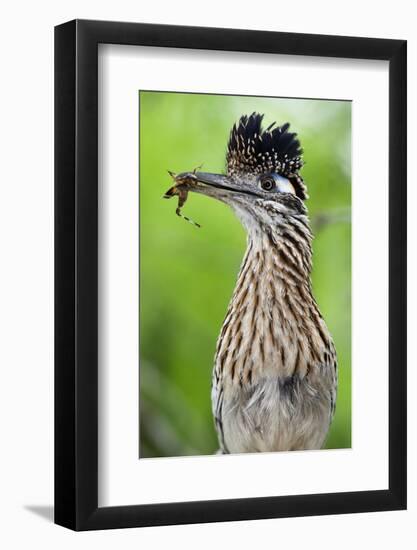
[226,113,308,200]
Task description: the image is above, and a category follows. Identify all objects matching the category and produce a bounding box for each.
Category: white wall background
[0,1,414,548]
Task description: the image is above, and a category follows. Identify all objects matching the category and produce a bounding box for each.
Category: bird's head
[177,113,309,235]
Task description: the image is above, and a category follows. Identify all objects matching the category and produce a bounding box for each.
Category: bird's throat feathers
[232,200,313,282]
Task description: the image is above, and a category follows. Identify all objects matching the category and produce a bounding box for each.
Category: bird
[172,113,337,454]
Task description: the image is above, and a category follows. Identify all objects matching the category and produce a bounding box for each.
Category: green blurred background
[139,91,351,458]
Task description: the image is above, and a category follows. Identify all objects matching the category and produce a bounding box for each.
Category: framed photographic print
[55,20,407,530]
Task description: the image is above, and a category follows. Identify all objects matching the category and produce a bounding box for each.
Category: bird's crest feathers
[227,113,308,199]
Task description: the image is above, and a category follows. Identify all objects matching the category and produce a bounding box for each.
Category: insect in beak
[163,169,201,228]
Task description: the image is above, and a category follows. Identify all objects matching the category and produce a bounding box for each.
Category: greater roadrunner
[169,113,337,453]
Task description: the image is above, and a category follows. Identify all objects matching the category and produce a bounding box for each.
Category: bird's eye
[260,176,275,191]
[259,173,296,195]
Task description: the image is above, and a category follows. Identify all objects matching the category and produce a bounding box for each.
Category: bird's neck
[239,215,314,293]
[214,216,331,385]
[230,201,313,280]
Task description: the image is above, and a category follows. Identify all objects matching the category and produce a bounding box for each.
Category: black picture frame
[55,19,407,531]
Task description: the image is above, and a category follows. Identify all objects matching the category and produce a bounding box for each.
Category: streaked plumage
[212,198,337,453]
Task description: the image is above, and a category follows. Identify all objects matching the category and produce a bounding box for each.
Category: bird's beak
[179,171,261,200]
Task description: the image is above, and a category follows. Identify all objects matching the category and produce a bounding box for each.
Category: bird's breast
[213,245,334,389]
